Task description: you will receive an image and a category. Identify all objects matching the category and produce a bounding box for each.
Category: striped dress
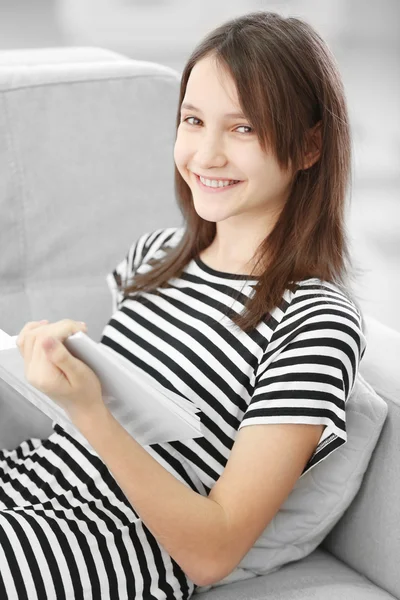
[0,226,367,599]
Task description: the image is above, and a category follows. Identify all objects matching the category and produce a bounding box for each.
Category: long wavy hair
[122,11,364,334]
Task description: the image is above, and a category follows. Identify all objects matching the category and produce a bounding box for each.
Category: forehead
[184,56,240,110]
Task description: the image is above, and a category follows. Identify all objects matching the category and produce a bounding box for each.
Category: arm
[73,407,323,586]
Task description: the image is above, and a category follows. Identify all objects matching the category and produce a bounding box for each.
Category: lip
[194,173,243,194]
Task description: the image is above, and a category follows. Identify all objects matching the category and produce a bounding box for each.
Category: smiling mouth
[194,173,242,183]
[194,173,244,192]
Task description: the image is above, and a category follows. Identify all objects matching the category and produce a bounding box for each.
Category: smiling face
[174,54,295,240]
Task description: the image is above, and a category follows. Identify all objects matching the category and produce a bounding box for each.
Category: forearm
[72,406,228,586]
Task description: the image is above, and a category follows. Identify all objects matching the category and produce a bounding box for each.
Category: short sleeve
[238,295,367,477]
[105,227,172,315]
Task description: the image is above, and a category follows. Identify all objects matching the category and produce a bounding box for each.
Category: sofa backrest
[322,315,400,599]
[0,48,398,598]
[0,47,183,341]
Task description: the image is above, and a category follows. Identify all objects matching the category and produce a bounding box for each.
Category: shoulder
[272,277,366,355]
[142,226,185,252]
[141,226,183,248]
[290,278,362,319]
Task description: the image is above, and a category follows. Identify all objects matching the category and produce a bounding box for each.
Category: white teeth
[199,176,239,188]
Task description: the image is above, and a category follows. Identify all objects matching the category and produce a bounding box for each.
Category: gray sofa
[0,48,399,600]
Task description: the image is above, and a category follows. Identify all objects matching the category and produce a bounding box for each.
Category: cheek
[235,149,263,178]
[174,137,188,168]
[252,158,278,181]
[174,139,193,183]
[173,139,180,165]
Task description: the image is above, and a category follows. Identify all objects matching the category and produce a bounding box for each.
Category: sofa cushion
[195,372,387,594]
[195,547,396,600]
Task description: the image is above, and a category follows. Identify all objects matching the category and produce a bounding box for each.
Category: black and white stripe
[0,425,193,599]
[103,227,366,486]
[0,226,366,597]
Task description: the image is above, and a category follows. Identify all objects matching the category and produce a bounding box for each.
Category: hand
[16,319,106,422]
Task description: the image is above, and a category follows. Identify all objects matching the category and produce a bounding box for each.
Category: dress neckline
[194,255,261,281]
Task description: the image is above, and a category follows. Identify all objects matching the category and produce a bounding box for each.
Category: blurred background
[0,0,399,331]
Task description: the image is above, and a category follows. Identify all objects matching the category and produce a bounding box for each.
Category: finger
[17,320,49,342]
[16,320,49,354]
[27,339,69,395]
[24,319,87,364]
[40,336,85,390]
[50,319,88,340]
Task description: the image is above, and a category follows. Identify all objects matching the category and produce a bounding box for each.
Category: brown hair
[122,10,365,334]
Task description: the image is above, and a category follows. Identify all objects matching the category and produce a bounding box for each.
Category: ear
[302,121,322,170]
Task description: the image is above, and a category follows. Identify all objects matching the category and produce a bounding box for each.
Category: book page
[0,329,18,351]
[0,328,204,446]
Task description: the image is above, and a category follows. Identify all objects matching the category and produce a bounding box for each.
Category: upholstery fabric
[0,47,183,343]
[322,315,400,599]
[194,548,397,600]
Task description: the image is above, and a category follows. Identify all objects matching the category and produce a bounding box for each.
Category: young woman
[1,11,366,600]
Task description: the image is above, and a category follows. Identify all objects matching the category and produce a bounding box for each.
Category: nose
[194,131,227,170]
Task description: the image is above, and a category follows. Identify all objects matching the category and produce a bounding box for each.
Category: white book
[0,328,204,447]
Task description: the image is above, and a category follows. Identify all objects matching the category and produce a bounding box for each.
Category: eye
[182,116,253,135]
[182,116,202,127]
[235,125,253,134]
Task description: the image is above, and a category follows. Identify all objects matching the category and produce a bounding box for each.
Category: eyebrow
[180,102,246,119]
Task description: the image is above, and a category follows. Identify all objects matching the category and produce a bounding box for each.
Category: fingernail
[40,320,49,324]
